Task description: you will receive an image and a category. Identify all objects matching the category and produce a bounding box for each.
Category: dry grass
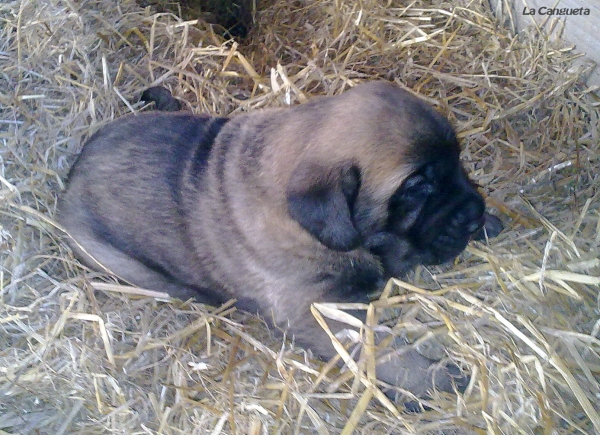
[1,0,599,434]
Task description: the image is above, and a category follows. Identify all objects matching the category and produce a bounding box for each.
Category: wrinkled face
[377,158,486,274]
[286,151,487,279]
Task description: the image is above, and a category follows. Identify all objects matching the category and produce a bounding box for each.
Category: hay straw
[1,0,599,433]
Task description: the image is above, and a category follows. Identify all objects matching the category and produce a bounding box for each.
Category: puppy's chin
[365,229,469,279]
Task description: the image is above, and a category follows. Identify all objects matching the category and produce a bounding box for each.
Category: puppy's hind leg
[61,225,206,303]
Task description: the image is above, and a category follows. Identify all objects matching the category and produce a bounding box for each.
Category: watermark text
[522,6,590,16]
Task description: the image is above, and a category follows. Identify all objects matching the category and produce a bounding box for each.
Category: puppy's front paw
[375,346,468,401]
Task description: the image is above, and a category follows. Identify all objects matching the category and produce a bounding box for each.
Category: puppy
[58,81,501,400]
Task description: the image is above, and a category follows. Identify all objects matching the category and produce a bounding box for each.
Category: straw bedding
[1,0,598,433]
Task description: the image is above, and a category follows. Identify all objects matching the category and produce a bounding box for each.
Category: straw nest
[1,0,599,434]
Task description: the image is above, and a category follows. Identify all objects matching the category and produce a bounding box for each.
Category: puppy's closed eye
[386,166,436,234]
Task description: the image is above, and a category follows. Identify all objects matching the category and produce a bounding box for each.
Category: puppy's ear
[286,161,361,251]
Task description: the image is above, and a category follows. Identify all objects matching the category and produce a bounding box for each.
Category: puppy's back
[58,112,229,297]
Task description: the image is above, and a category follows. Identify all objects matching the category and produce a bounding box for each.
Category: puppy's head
[285,81,489,273]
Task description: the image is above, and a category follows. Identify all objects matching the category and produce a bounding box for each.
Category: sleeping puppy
[58,81,501,400]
